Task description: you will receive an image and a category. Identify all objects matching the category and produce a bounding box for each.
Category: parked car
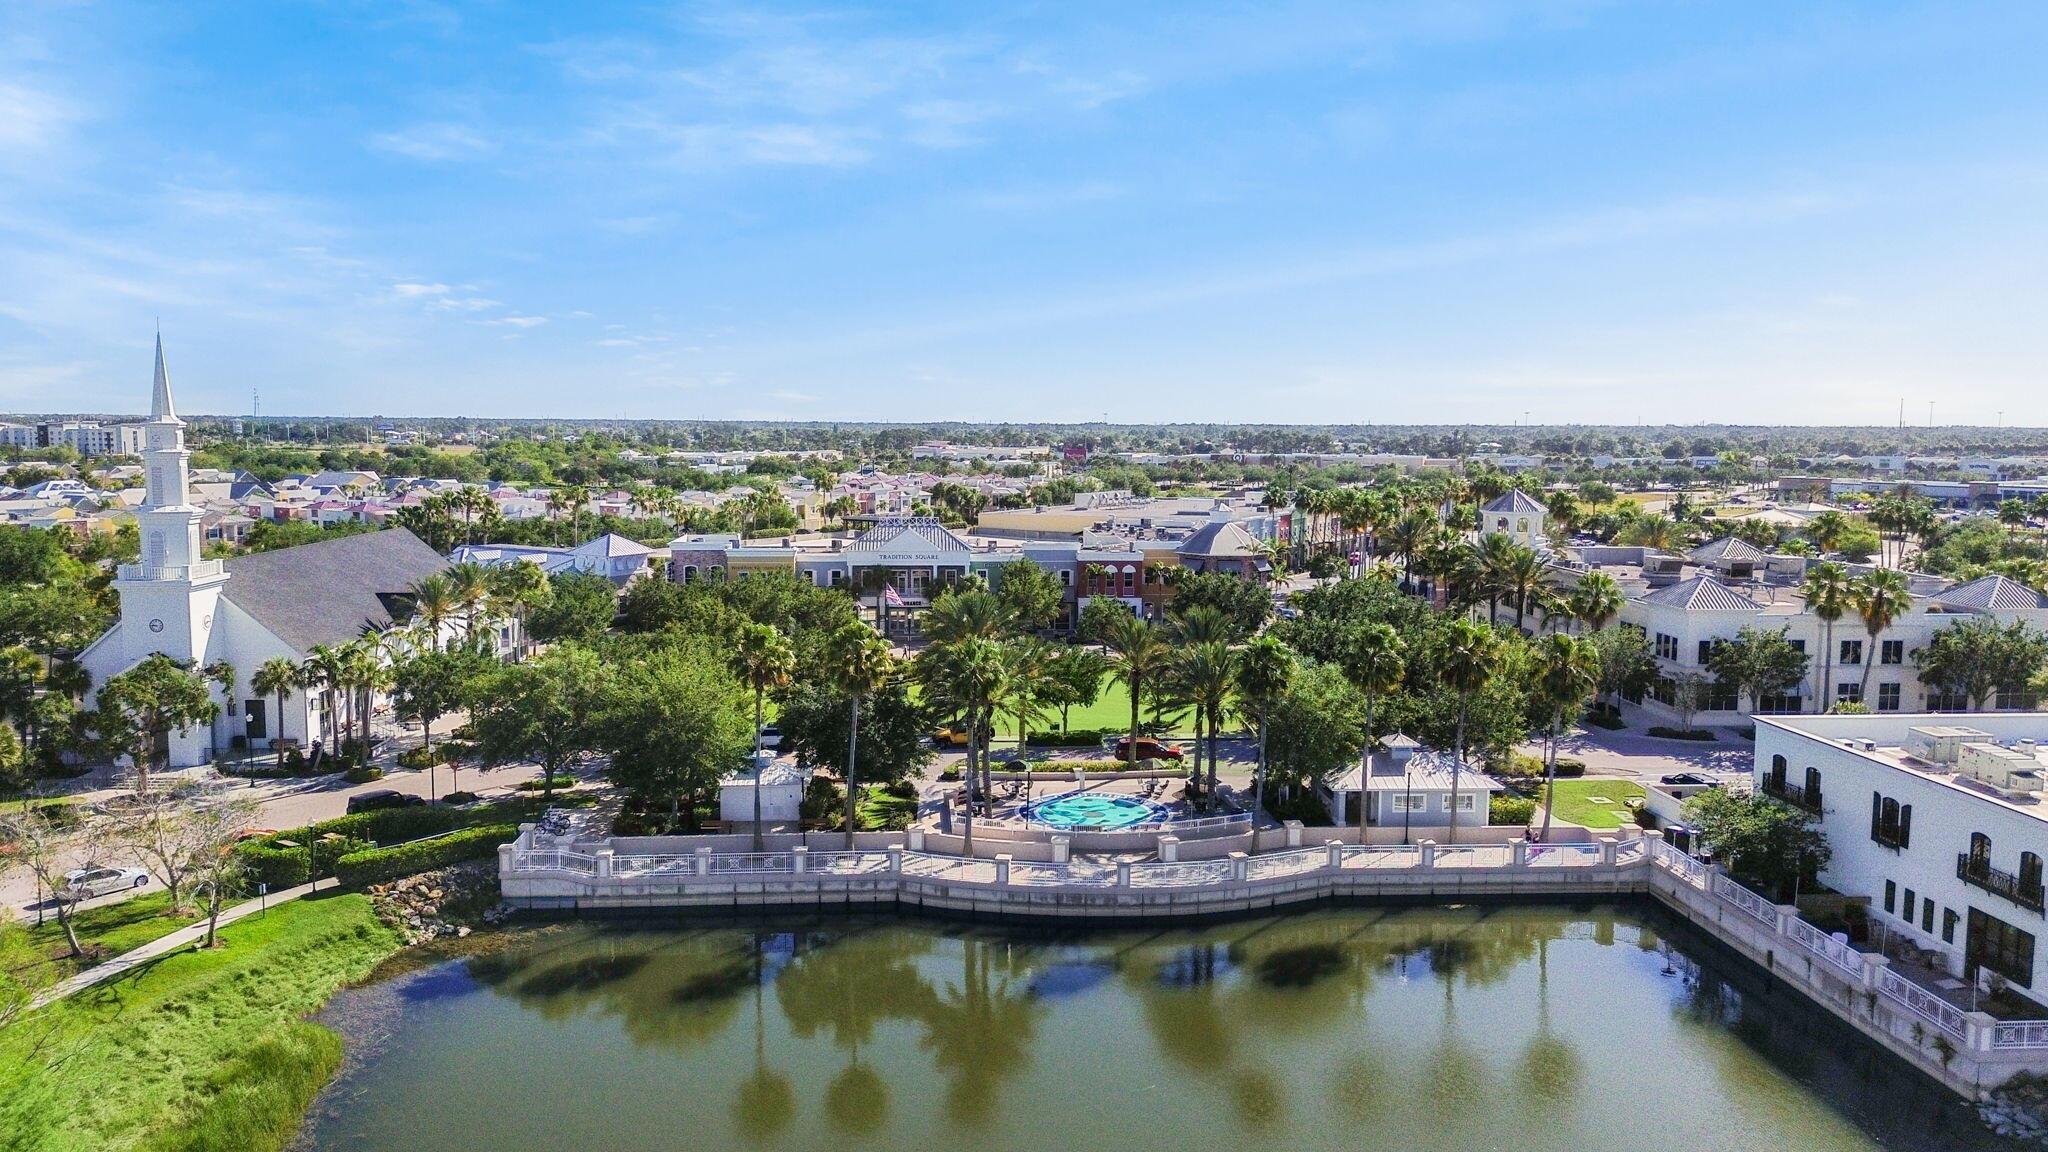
[345,789,427,814]
[60,864,148,900]
[1111,737,1184,762]
[931,725,972,748]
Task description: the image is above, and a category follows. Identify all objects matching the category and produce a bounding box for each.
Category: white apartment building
[1753,713,2048,1001]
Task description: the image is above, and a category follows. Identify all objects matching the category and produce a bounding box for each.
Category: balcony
[1957,854,2047,915]
[1762,777,1823,813]
[116,559,224,582]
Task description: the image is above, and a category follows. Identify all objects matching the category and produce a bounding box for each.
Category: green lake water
[300,903,2015,1152]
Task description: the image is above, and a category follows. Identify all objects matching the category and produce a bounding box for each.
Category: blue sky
[3,2,2045,424]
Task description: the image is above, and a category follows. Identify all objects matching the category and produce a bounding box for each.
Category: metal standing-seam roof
[1481,490,1547,515]
[1637,575,1763,612]
[221,528,449,653]
[1687,536,1769,565]
[1176,518,1263,558]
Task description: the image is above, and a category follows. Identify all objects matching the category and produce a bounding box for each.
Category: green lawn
[1540,779,1646,831]
[21,892,205,986]
[0,892,402,1152]
[914,679,1207,739]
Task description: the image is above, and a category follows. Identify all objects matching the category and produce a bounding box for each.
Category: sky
[2,2,2046,425]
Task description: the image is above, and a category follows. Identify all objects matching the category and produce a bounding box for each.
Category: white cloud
[390,282,451,298]
[480,315,547,328]
[369,122,496,162]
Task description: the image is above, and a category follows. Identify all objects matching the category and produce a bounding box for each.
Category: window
[1968,908,2038,989]
[1903,889,1917,922]
[1452,794,1476,812]
[1884,880,1896,913]
[1995,685,2041,711]
[1869,794,1910,849]
[1923,900,1936,934]
[1705,680,1739,711]
[1517,518,1529,534]
[1789,639,1806,654]
[1943,908,1960,944]
[1655,633,1679,660]
[1881,640,1904,665]
[1877,683,1902,712]
[2024,852,2045,893]
[1392,794,1425,812]
[1840,639,1863,665]
[1836,682,1863,705]
[1927,689,1968,712]
[1698,640,1719,665]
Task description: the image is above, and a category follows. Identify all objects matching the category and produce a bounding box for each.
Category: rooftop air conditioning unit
[1958,742,2044,796]
[1908,725,1994,766]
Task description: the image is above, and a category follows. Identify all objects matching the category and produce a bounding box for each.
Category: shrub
[1502,755,1586,780]
[395,747,436,770]
[1490,796,1537,826]
[218,759,324,780]
[514,774,577,792]
[283,747,308,773]
[937,767,961,782]
[1647,726,1718,742]
[441,790,480,805]
[1585,711,1626,731]
[1028,727,1115,748]
[331,823,520,889]
[1031,759,1128,773]
[342,763,384,784]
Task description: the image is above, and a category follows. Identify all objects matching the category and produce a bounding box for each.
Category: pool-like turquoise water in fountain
[1023,789,1170,829]
[301,906,2021,1152]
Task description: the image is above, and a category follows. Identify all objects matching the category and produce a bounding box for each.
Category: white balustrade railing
[1713,874,1778,926]
[1878,969,1968,1040]
[611,854,697,878]
[1651,841,1709,888]
[512,849,597,874]
[1342,846,1424,870]
[1784,916,1865,979]
[1528,844,1601,868]
[708,852,794,875]
[1130,860,1234,888]
[1995,1021,2048,1050]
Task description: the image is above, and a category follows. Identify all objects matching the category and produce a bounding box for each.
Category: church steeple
[151,332,179,423]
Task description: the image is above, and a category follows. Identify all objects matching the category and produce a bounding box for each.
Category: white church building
[78,338,453,768]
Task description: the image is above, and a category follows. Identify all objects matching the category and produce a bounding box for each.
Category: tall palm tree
[446,562,491,641]
[339,638,387,753]
[1233,635,1293,830]
[300,644,350,755]
[1346,622,1406,745]
[1565,572,1623,633]
[1387,508,1437,591]
[251,657,302,767]
[1853,568,1911,701]
[1094,611,1170,766]
[732,623,795,849]
[914,635,1008,850]
[1802,562,1851,711]
[487,561,550,658]
[1437,618,1502,845]
[824,623,894,848]
[1806,510,1850,556]
[1167,604,1232,646]
[409,573,458,652]
[920,585,1007,644]
[1532,634,1599,844]
[1498,543,1545,633]
[1174,640,1236,809]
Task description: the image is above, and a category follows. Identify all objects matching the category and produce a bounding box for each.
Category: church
[78,338,453,768]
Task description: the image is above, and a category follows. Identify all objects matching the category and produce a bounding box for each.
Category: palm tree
[920,585,1007,643]
[1802,562,1851,711]
[1347,622,1406,744]
[1806,510,1851,555]
[1094,611,1170,766]
[251,657,301,767]
[446,562,491,641]
[338,638,386,754]
[1498,543,1545,633]
[1565,572,1623,633]
[1437,618,1502,845]
[201,659,236,757]
[409,573,458,652]
[1853,568,1911,701]
[914,636,1008,850]
[1233,635,1293,830]
[824,623,894,848]
[300,644,349,755]
[1387,508,1437,591]
[732,623,795,849]
[1532,634,1599,844]
[1173,640,1236,809]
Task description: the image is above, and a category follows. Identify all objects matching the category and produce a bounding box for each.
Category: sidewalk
[28,880,319,1010]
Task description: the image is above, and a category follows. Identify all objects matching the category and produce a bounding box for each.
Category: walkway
[28,880,318,1010]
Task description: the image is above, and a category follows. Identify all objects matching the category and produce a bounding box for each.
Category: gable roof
[1177,518,1262,558]
[846,516,971,554]
[1638,575,1761,612]
[571,532,653,559]
[221,528,449,653]
[1933,574,2048,611]
[1688,536,1769,565]
[1481,490,1546,515]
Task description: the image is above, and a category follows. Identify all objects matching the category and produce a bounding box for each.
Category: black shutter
[1871,792,1882,841]
[1899,804,1911,849]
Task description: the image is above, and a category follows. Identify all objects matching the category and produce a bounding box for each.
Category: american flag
[882,584,906,608]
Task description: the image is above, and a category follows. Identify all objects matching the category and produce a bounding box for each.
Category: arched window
[1970,832,1993,869]
[1771,755,1788,790]
[2022,852,2044,893]
[681,564,698,583]
[1803,765,1822,802]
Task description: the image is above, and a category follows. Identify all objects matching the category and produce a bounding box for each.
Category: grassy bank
[18,892,202,988]
[0,892,401,1152]
[1541,779,1646,831]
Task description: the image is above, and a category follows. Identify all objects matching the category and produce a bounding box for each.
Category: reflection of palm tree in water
[734,940,795,1144]
[1517,936,1584,1107]
[920,935,1040,1128]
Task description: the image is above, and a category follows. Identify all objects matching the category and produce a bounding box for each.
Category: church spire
[151,332,179,422]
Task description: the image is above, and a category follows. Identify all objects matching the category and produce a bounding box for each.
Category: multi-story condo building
[1752,713,2048,1003]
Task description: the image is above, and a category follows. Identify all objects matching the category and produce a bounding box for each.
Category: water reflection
[304,905,2021,1152]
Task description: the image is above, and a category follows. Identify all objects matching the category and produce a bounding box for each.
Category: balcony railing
[1762,777,1823,813]
[1872,824,1907,851]
[1957,854,2047,915]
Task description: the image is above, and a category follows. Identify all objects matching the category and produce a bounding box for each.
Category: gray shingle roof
[1933,574,2048,611]
[1638,575,1761,612]
[222,528,449,653]
[1481,490,1546,515]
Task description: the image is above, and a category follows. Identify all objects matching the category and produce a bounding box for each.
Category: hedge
[331,823,520,889]
[233,806,472,888]
[1026,728,1116,748]
[1647,726,1718,742]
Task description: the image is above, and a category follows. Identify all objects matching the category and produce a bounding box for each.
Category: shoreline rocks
[364,860,512,945]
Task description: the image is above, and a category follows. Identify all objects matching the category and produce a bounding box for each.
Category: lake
[299,903,2014,1152]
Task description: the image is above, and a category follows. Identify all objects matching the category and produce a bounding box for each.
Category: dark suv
[346,789,427,814]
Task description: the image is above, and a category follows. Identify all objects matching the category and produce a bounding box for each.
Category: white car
[61,865,149,900]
